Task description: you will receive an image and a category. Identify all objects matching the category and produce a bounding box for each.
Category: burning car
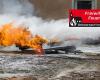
[0,23,82,54]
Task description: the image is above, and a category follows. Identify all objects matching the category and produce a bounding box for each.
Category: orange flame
[0,23,48,54]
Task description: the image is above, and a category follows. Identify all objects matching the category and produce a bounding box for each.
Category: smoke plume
[0,0,100,50]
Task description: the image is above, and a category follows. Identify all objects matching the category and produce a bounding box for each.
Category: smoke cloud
[0,0,34,16]
[0,0,100,50]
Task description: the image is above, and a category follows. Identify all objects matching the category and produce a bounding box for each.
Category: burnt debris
[45,46,82,54]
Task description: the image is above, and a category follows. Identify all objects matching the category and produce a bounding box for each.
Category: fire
[28,35,48,54]
[0,23,48,54]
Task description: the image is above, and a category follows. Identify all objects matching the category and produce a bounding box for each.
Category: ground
[0,52,99,80]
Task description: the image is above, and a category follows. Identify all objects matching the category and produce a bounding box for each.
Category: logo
[69,10,100,27]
